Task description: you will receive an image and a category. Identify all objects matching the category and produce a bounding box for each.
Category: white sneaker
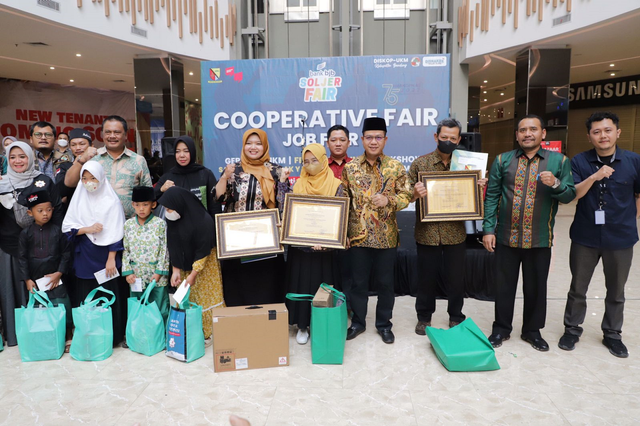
[296,328,309,345]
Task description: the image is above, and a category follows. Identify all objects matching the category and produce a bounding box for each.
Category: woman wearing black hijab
[158,187,225,345]
[155,136,221,219]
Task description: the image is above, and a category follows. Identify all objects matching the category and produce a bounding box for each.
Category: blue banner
[201,55,450,177]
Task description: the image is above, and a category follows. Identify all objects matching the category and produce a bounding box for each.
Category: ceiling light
[76,53,82,57]
[189,72,194,76]
[483,91,487,94]
[611,73,616,76]
[483,80,488,83]
[609,63,615,67]
[500,93,504,96]
[195,98,199,101]
[49,66,55,70]
[483,98,487,101]
[69,79,74,82]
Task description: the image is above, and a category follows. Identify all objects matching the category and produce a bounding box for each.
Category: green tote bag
[425,317,500,372]
[14,291,66,362]
[166,289,205,363]
[126,280,166,356]
[70,286,116,362]
[286,283,348,365]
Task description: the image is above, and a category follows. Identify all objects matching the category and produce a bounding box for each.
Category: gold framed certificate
[216,209,284,259]
[280,194,349,249]
[418,170,484,222]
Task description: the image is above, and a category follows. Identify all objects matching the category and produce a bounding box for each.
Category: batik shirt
[483,148,576,248]
[34,150,71,180]
[222,161,291,214]
[341,154,412,249]
[408,150,466,246]
[122,214,170,288]
[93,147,152,218]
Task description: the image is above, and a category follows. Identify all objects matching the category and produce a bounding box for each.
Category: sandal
[64,340,72,353]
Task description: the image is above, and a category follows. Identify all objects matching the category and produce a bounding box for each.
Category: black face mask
[437,139,458,154]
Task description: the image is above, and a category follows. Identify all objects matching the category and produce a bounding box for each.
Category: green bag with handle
[126,280,166,356]
[425,317,500,372]
[14,291,66,362]
[166,288,205,363]
[286,283,348,365]
[70,286,116,361]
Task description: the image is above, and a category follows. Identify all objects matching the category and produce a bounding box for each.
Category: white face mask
[165,210,181,221]
[57,139,69,148]
[83,181,99,193]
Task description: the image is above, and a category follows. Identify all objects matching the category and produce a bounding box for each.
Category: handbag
[14,291,66,362]
[425,318,500,372]
[70,286,116,362]
[286,283,348,365]
[166,288,205,363]
[126,280,166,356]
[13,196,34,228]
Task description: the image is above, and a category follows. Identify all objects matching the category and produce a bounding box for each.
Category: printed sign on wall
[202,55,451,176]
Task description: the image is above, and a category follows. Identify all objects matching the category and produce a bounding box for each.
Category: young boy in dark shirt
[18,188,73,350]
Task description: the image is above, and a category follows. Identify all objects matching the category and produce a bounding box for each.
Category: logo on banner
[299,62,342,103]
[209,68,222,83]
[423,56,448,67]
[411,57,421,67]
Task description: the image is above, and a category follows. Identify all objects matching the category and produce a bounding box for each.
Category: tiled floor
[2,203,639,425]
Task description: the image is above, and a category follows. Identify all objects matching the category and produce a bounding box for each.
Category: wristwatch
[551,178,561,189]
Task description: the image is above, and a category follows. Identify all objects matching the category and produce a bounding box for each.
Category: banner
[202,55,451,177]
[0,79,135,148]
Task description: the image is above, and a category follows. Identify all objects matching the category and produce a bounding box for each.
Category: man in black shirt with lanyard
[559,112,640,358]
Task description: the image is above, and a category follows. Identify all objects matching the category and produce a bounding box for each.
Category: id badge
[595,209,605,225]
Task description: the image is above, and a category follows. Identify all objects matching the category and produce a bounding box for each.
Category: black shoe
[488,333,510,348]
[603,337,629,358]
[346,324,365,341]
[521,334,549,351]
[378,329,395,344]
[558,333,579,351]
[415,321,430,336]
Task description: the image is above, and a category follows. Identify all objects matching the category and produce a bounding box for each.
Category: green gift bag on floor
[425,318,500,372]
[14,291,66,362]
[70,286,116,362]
[126,280,166,356]
[166,288,205,363]
[286,283,348,365]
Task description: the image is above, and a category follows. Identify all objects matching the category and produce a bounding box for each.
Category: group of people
[0,111,638,360]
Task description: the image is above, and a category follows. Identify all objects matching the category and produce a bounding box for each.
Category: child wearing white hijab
[62,161,127,346]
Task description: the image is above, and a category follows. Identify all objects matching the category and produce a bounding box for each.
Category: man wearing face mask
[55,132,74,161]
[409,118,487,335]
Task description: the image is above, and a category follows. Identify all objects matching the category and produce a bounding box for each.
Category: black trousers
[563,242,633,340]
[492,243,551,337]
[416,242,466,323]
[348,247,397,331]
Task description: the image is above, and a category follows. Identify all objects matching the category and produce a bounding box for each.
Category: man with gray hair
[408,118,486,335]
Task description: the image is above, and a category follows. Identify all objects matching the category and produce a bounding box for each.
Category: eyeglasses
[363,135,385,142]
[33,132,54,139]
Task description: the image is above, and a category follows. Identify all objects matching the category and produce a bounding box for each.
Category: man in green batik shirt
[482,114,576,352]
[92,115,152,219]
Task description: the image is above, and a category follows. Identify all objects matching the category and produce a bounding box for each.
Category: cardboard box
[212,303,289,373]
[312,285,333,307]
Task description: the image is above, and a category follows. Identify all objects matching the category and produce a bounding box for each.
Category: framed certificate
[280,194,349,249]
[215,209,284,259]
[418,170,483,222]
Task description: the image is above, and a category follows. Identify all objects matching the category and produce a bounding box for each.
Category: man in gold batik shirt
[341,117,412,344]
